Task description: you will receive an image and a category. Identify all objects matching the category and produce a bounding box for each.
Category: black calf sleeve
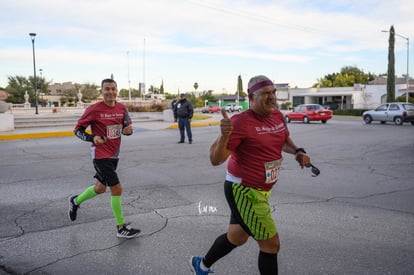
[203,233,237,268]
[258,251,278,275]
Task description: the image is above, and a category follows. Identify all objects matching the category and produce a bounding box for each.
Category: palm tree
[193,82,199,93]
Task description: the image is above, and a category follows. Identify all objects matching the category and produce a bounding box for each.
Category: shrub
[126,102,167,112]
[333,109,368,116]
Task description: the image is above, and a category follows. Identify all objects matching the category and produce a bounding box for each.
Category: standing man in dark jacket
[173,93,193,144]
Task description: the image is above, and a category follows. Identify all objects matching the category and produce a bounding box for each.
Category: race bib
[264,159,282,184]
[106,124,122,139]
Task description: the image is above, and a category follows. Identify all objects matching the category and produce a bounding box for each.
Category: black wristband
[295,148,306,154]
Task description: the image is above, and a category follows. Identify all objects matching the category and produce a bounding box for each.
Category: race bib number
[106,124,122,139]
[264,159,282,184]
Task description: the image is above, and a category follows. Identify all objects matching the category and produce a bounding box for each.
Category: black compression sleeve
[74,127,94,142]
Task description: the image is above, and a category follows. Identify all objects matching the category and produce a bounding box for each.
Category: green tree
[4,76,31,103]
[193,82,199,92]
[79,83,100,103]
[333,73,355,87]
[236,75,247,96]
[119,88,140,98]
[386,25,395,102]
[4,75,52,105]
[195,90,215,107]
[160,80,164,94]
[314,66,376,87]
[37,76,50,106]
[60,88,78,106]
[118,88,128,98]
[148,85,159,94]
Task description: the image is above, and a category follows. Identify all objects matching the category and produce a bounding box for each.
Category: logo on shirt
[100,113,124,118]
[255,122,285,134]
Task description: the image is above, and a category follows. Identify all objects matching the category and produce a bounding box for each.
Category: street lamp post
[382,30,410,103]
[29,33,38,114]
[127,51,131,102]
[39,68,43,107]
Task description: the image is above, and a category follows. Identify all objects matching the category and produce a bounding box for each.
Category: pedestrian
[68,78,141,239]
[190,75,311,275]
[171,96,178,110]
[173,93,194,144]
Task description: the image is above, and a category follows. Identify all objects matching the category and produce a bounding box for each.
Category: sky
[1,0,413,94]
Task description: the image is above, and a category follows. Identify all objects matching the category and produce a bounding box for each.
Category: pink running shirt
[74,101,131,159]
[226,109,289,191]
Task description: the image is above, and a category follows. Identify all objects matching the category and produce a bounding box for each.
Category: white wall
[352,84,406,109]
[0,113,14,132]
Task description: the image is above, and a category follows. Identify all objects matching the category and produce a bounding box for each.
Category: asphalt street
[0,117,413,274]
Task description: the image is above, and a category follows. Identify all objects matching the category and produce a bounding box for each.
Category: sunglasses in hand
[305,163,320,177]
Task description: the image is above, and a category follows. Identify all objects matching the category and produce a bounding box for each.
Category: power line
[186,0,329,35]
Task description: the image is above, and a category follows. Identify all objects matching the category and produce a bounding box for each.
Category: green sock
[111,196,125,226]
[75,185,97,205]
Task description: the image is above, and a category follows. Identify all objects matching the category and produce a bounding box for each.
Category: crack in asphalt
[0,192,197,274]
[25,241,127,275]
[2,181,412,274]
[274,186,414,215]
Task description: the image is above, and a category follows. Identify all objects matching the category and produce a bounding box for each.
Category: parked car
[223,103,242,112]
[201,105,220,113]
[285,104,332,124]
[362,102,414,125]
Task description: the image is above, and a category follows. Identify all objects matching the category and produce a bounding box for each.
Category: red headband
[248,80,274,95]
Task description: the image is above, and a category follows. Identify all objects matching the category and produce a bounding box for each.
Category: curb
[167,120,220,129]
[0,131,74,141]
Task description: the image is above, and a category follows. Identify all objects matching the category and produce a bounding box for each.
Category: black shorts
[93,158,120,186]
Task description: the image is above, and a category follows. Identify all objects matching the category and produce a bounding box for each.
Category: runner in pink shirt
[68,78,140,239]
[191,75,311,275]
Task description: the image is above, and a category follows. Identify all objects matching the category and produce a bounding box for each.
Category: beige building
[44,82,85,107]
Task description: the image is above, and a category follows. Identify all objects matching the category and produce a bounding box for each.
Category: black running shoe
[68,195,79,221]
[117,223,141,239]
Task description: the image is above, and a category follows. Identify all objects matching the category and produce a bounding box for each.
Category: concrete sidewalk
[0,118,220,141]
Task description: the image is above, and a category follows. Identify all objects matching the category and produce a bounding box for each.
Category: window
[292,96,304,106]
[389,104,399,111]
[403,104,414,111]
[377,104,388,111]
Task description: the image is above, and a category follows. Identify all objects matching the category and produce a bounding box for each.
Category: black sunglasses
[305,163,320,177]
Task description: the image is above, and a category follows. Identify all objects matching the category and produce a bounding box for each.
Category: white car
[362,102,414,125]
[223,103,242,112]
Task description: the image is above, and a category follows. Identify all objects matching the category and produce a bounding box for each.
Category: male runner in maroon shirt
[68,78,140,238]
[191,75,311,274]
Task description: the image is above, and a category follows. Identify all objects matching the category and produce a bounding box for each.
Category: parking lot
[0,116,413,274]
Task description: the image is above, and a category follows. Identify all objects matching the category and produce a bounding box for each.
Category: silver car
[363,102,414,125]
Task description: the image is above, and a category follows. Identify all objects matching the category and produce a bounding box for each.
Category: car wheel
[285,116,291,123]
[394,117,403,125]
[411,121,414,126]
[363,115,372,124]
[321,120,327,124]
[303,116,309,124]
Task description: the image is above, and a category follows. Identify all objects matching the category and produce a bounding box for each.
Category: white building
[284,76,412,109]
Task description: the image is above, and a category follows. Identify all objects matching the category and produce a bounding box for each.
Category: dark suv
[362,102,414,125]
